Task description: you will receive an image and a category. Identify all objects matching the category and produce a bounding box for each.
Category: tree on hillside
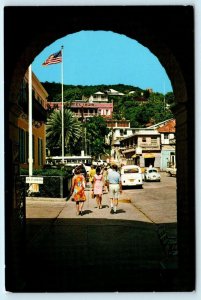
[165,92,175,106]
[85,116,111,159]
[113,92,174,127]
[46,109,82,156]
[43,82,175,128]
[42,82,146,103]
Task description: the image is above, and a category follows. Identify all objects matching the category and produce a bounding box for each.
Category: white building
[88,91,108,102]
[157,119,176,170]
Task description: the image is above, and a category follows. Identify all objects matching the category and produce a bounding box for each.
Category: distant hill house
[48,90,113,120]
[105,88,125,96]
[88,91,108,102]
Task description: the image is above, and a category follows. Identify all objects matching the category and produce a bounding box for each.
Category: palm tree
[46,109,82,155]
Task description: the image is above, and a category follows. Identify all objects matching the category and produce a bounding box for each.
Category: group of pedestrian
[70,164,122,216]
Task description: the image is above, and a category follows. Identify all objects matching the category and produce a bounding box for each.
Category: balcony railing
[74,113,98,117]
[122,143,160,152]
[18,95,47,122]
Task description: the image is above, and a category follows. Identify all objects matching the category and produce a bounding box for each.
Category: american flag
[42,50,62,66]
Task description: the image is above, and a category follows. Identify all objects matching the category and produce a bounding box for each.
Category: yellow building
[17,70,48,170]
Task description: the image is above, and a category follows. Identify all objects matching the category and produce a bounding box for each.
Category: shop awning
[144,153,155,158]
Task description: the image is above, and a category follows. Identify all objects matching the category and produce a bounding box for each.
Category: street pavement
[24,178,178,292]
[26,190,151,222]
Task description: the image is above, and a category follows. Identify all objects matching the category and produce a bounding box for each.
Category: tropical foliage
[113,92,174,127]
[46,109,82,155]
[44,82,175,156]
[85,116,110,158]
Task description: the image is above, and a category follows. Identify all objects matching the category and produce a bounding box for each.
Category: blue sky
[32,30,172,93]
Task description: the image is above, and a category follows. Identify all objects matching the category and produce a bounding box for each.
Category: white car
[120,165,143,188]
[166,167,177,176]
[93,160,107,167]
[144,168,161,182]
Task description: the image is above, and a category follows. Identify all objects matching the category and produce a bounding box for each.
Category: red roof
[157,119,176,133]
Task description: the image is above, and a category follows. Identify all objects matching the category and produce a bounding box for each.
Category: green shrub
[20,166,73,198]
[20,166,73,177]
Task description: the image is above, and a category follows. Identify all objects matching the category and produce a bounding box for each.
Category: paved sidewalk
[26,189,153,223]
[24,190,178,292]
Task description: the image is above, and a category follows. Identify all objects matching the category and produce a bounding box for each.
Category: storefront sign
[26,177,44,184]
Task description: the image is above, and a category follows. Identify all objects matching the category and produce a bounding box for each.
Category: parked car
[120,165,143,188]
[144,167,161,182]
[166,167,177,176]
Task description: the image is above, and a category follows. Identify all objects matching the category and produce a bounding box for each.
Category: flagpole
[28,65,33,176]
[61,45,64,163]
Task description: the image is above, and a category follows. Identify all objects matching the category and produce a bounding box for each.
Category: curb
[26,197,67,202]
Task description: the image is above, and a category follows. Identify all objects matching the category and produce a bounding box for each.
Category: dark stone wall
[4,6,195,291]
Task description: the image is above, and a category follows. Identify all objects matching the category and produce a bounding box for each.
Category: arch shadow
[20,217,178,292]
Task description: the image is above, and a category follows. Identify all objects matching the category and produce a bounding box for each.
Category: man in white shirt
[107,164,122,214]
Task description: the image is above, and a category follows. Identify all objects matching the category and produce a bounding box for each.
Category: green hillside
[42,82,174,127]
[41,82,144,102]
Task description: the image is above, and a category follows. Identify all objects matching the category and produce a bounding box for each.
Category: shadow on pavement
[82,210,93,216]
[19,217,179,292]
[116,209,126,214]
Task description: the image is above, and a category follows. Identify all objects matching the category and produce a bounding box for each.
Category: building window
[38,138,43,166]
[19,129,35,164]
[19,128,27,163]
[32,135,35,162]
[18,79,28,107]
[151,137,158,145]
[164,133,169,139]
[142,137,146,142]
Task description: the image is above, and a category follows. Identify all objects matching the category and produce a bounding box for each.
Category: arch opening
[4,6,195,292]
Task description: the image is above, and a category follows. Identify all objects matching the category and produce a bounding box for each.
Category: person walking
[79,163,87,179]
[70,166,86,216]
[102,167,109,193]
[89,165,96,188]
[92,167,104,209]
[107,164,122,214]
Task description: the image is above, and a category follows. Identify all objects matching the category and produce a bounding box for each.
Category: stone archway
[4,6,195,291]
